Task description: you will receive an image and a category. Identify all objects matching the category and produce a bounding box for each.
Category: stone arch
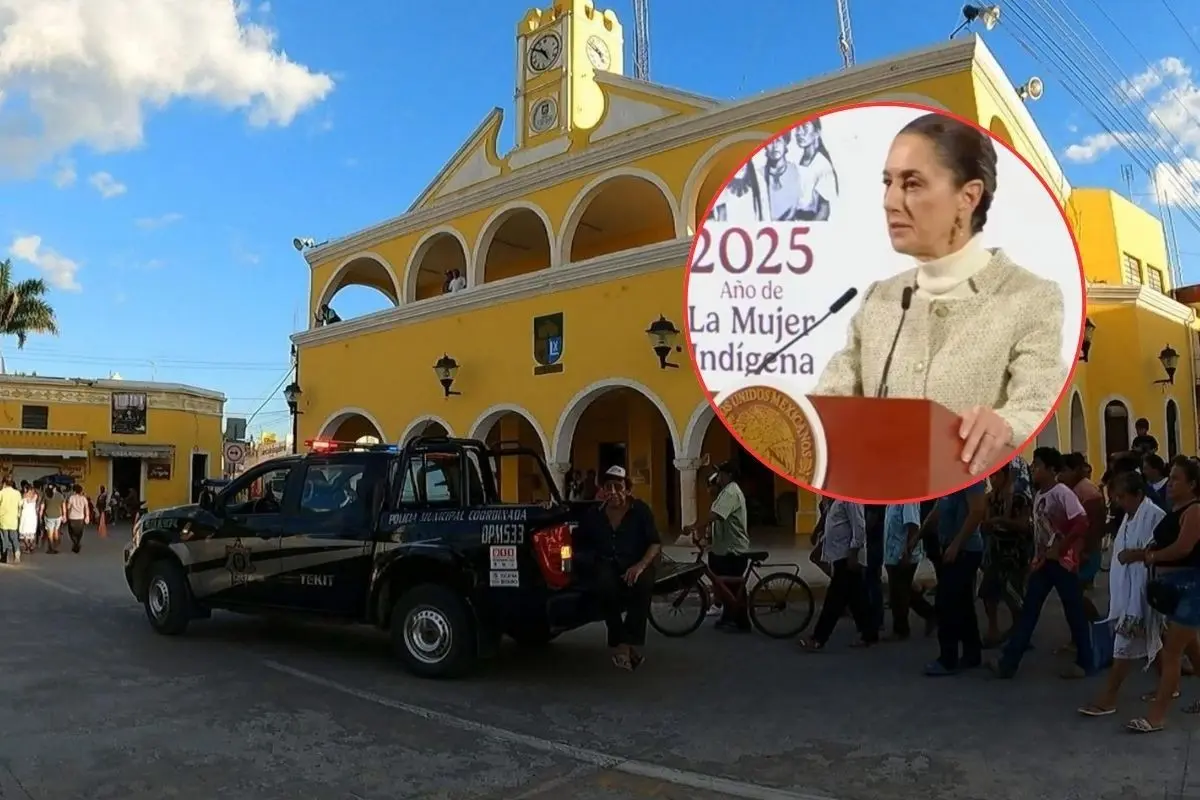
[988,115,1014,147]
[1166,397,1182,460]
[681,399,717,461]
[1068,389,1088,455]
[316,407,387,442]
[470,201,556,288]
[403,226,470,303]
[1100,395,1133,458]
[467,403,551,461]
[550,378,681,467]
[679,131,774,235]
[558,167,680,264]
[313,252,402,323]
[398,415,454,446]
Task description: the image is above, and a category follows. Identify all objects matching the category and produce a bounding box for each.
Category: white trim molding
[398,415,454,446]
[402,225,471,305]
[316,407,388,442]
[1099,394,1135,457]
[469,200,557,289]
[303,37,981,269]
[1087,283,1198,326]
[314,251,403,313]
[679,131,773,236]
[466,403,551,461]
[294,239,691,348]
[1067,388,1088,455]
[186,449,211,504]
[681,400,717,460]
[550,378,681,466]
[556,166,682,264]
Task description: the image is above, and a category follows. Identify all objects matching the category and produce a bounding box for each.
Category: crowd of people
[0,481,115,563]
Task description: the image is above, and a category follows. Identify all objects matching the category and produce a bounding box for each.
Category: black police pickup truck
[123,436,596,678]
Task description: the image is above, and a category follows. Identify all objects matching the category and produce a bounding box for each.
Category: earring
[950,216,963,244]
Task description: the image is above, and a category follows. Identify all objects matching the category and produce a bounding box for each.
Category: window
[398,454,457,506]
[1146,265,1165,293]
[299,462,366,515]
[224,465,293,515]
[1121,253,1142,285]
[20,405,48,431]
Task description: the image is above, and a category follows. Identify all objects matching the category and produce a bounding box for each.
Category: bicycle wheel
[748,572,815,639]
[650,580,710,638]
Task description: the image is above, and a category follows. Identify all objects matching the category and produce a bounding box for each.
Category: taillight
[533,523,573,589]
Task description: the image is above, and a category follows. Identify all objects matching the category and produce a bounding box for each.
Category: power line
[244,368,295,430]
[3,354,285,372]
[1157,0,1200,62]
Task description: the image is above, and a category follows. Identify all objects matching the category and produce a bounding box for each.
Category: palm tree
[0,258,58,352]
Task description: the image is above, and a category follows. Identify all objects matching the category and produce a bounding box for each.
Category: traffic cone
[98,511,108,539]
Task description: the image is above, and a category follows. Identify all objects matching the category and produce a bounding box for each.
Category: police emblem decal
[225,538,256,584]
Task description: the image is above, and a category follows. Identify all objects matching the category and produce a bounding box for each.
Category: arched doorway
[399,415,452,446]
[1167,399,1181,460]
[561,171,677,264]
[1103,400,1131,458]
[1035,413,1060,449]
[553,380,680,531]
[467,405,551,503]
[473,203,554,286]
[317,408,387,443]
[405,228,469,302]
[1069,392,1088,456]
[314,254,401,324]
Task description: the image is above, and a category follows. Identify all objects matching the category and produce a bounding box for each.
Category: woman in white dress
[18,481,41,553]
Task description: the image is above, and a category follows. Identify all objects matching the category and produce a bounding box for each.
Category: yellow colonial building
[293,1,1197,538]
[0,375,225,509]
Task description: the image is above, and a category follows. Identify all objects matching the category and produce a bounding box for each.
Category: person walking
[18,481,40,554]
[883,502,936,640]
[921,480,988,675]
[43,485,65,554]
[0,477,21,564]
[65,483,90,553]
[798,499,877,651]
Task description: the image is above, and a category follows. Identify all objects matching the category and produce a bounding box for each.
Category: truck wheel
[391,584,476,679]
[144,559,190,636]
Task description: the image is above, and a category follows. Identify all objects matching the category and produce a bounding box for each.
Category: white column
[548,461,572,496]
[674,457,704,529]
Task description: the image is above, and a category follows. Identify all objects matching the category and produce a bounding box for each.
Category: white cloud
[88,171,127,198]
[135,212,183,229]
[0,0,335,175]
[1066,56,1200,206]
[52,159,77,188]
[7,235,82,292]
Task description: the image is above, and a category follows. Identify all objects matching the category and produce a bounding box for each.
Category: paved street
[3,528,1199,800]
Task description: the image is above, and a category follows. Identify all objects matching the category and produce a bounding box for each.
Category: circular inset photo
[686,101,1086,504]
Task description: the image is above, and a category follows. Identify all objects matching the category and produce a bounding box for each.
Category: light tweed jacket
[813,249,1068,447]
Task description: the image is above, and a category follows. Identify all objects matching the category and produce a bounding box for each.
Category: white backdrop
[687,104,1085,397]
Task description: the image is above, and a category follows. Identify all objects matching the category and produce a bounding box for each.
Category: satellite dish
[1018,76,1044,101]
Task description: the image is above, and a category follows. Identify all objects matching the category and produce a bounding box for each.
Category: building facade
[0,376,225,509]
[292,1,1197,538]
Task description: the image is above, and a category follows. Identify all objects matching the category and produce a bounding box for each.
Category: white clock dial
[527,32,562,73]
[529,97,559,134]
[585,35,611,70]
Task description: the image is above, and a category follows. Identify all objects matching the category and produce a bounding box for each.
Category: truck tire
[391,584,476,679]
[144,559,191,636]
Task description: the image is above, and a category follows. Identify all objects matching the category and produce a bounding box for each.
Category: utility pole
[632,0,650,80]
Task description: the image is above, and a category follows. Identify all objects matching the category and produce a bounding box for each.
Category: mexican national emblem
[225,538,256,585]
[718,387,819,486]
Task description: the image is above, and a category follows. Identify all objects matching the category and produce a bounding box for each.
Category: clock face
[585,35,611,70]
[529,97,559,134]
[527,32,562,73]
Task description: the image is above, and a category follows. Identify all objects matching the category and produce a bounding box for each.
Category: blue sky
[0,0,1197,440]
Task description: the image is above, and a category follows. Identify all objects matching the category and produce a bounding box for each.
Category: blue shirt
[883,503,923,566]
[936,482,987,553]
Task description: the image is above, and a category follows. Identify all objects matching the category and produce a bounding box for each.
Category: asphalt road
[3,529,1199,800]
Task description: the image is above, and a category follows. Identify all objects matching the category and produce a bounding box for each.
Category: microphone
[748,287,858,376]
[877,286,914,398]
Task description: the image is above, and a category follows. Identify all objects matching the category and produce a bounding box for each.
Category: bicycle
[649,546,815,639]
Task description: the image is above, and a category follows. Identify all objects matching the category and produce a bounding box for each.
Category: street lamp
[950,3,1001,38]
[434,354,461,397]
[645,316,682,369]
[1079,317,1096,362]
[283,381,302,453]
[1156,344,1180,385]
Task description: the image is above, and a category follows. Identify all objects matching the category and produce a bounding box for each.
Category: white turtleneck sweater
[914,235,992,300]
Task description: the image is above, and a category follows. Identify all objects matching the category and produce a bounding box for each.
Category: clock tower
[515,1,624,149]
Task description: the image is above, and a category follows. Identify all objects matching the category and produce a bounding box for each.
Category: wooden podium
[807,396,976,500]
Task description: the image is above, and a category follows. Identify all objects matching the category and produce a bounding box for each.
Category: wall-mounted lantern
[434,354,461,397]
[646,316,682,370]
[1156,344,1180,385]
[1079,317,1096,363]
[282,381,302,454]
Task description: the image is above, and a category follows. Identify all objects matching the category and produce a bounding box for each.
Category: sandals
[1139,690,1181,702]
[797,638,825,653]
[611,653,633,671]
[1077,705,1116,717]
[1126,718,1164,734]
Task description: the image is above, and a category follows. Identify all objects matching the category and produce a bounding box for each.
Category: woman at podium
[814,112,1068,477]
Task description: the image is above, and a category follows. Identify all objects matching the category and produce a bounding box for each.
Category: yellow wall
[1068,188,1172,290]
[0,382,224,510]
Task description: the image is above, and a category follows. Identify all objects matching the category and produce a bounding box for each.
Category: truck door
[271,454,376,616]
